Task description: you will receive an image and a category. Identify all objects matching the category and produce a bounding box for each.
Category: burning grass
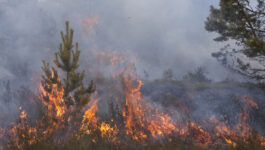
[0,23,265,150]
[1,73,265,150]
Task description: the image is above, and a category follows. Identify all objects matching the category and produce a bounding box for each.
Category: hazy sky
[0,0,238,81]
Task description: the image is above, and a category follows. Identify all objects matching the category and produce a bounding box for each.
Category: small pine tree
[205,0,265,56]
[41,21,96,108]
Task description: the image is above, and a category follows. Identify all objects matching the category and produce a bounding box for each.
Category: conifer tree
[41,21,96,108]
[205,0,265,80]
[205,0,265,56]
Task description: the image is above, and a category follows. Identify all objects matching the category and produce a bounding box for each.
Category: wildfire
[99,122,118,142]
[6,108,38,149]
[1,50,265,149]
[208,95,265,146]
[122,77,178,140]
[88,51,265,146]
[40,84,66,118]
[81,98,99,135]
[80,98,119,143]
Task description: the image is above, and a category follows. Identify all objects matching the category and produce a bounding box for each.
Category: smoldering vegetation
[0,0,265,150]
[1,63,265,149]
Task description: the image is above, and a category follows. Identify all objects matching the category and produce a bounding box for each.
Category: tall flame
[1,50,264,149]
[40,84,66,118]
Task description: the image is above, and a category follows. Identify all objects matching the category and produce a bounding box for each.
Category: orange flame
[1,50,264,149]
[81,98,99,134]
[40,84,66,117]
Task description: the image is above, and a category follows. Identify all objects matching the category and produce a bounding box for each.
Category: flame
[89,51,265,145]
[6,108,38,149]
[122,77,150,140]
[99,122,118,142]
[19,106,27,120]
[40,84,66,117]
[81,98,99,134]
[209,95,264,146]
[122,77,176,140]
[80,98,119,143]
[1,50,265,149]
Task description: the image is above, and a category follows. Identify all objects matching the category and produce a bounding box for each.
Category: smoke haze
[0,0,238,82]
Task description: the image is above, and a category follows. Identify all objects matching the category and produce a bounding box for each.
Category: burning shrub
[1,21,265,150]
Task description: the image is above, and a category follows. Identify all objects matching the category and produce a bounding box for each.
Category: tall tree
[205,0,265,80]
[41,21,96,108]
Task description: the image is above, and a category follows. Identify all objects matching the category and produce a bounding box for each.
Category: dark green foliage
[41,21,96,108]
[206,0,265,81]
[41,61,62,93]
[205,0,265,57]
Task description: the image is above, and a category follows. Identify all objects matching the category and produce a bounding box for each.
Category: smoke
[0,0,238,83]
[0,0,265,143]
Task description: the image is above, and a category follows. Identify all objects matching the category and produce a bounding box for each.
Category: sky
[0,0,239,82]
